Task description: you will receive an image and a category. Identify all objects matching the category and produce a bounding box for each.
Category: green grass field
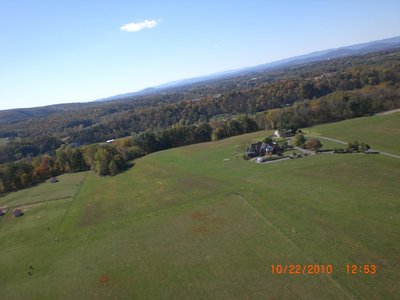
[0,172,86,208]
[316,138,345,150]
[306,111,400,155]
[0,113,399,299]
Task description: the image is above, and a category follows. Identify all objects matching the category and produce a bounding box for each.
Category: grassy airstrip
[0,113,399,299]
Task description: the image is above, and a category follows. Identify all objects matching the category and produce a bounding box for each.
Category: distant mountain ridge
[96,36,400,102]
[1,35,400,121]
[242,36,400,72]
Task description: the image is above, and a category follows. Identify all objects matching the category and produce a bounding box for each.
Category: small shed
[364,149,379,154]
[275,129,294,138]
[50,177,59,183]
[13,208,23,217]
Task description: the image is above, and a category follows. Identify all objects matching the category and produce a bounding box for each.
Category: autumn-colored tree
[305,139,322,151]
[294,133,306,146]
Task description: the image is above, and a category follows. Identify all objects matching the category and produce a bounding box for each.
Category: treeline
[132,116,259,154]
[0,116,259,194]
[0,142,139,194]
[258,85,400,130]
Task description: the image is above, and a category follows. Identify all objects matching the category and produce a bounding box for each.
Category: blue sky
[0,0,399,110]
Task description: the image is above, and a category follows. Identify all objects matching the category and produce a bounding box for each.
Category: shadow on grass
[119,161,136,174]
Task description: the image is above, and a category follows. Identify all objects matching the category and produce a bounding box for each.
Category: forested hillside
[1,49,399,141]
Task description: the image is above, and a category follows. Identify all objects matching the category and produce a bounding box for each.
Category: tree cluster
[132,116,259,155]
[259,85,400,131]
[0,136,63,164]
[347,141,371,153]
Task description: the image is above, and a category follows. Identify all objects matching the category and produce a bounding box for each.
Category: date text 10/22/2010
[271,264,377,275]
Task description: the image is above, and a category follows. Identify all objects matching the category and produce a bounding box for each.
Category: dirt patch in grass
[99,274,110,285]
[190,210,222,223]
[190,208,224,236]
[180,175,220,193]
[193,225,209,234]
[190,211,210,221]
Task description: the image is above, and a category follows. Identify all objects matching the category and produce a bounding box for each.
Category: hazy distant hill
[96,36,400,101]
[0,102,101,124]
[249,36,400,70]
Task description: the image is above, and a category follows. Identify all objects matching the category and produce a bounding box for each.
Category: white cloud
[120,19,160,32]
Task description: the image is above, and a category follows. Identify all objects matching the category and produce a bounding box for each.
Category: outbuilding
[364,149,379,154]
[13,208,23,217]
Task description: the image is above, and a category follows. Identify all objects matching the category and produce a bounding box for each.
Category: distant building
[364,149,379,154]
[245,141,267,158]
[13,208,23,217]
[106,139,115,144]
[245,140,282,159]
[274,129,294,138]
